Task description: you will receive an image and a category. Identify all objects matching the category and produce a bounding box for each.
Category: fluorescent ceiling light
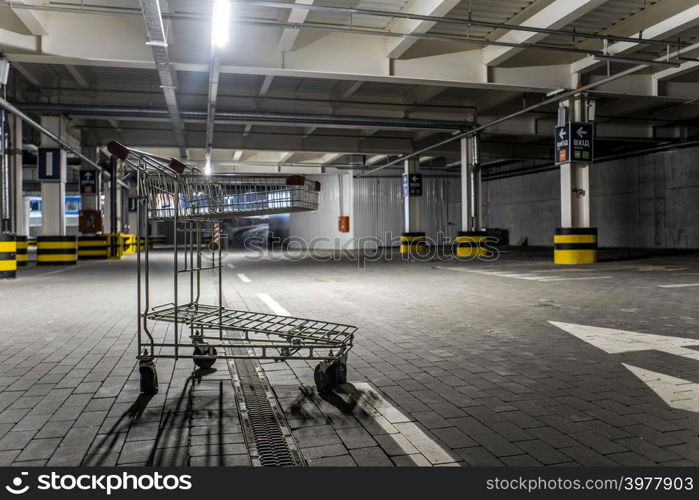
[146,40,168,48]
[212,0,232,49]
[589,54,680,68]
[204,155,212,175]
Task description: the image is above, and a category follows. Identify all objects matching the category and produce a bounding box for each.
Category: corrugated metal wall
[352,175,462,247]
[288,174,354,249]
[288,174,462,248]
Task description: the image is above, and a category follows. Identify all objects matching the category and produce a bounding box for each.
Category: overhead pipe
[482,139,699,182]
[357,41,699,177]
[0,96,129,187]
[1,1,682,50]
[242,1,683,49]
[12,103,472,131]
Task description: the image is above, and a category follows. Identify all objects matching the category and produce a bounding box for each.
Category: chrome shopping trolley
[107,141,355,395]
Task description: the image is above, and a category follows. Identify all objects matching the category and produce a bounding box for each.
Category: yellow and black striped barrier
[15,236,28,267]
[399,232,426,254]
[37,236,78,265]
[0,234,16,279]
[554,227,597,265]
[106,233,148,259]
[78,235,110,260]
[455,231,488,258]
[28,238,36,247]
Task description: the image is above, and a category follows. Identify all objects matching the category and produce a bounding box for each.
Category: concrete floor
[2,248,699,466]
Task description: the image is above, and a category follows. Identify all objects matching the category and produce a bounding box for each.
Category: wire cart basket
[107,141,355,395]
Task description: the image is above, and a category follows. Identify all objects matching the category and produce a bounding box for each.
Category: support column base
[78,235,109,260]
[400,232,426,254]
[15,236,28,267]
[455,231,488,258]
[554,228,597,265]
[0,234,17,279]
[37,236,78,265]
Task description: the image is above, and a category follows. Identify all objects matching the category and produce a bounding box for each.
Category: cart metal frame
[107,141,355,394]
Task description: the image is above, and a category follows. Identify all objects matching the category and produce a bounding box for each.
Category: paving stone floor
[1,248,699,466]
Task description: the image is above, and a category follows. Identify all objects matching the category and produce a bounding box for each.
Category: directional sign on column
[79,170,99,194]
[555,122,594,165]
[401,173,423,197]
[554,126,569,164]
[570,122,593,162]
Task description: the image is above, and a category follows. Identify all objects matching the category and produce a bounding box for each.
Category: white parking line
[658,283,699,288]
[236,273,251,283]
[537,276,612,282]
[345,382,458,466]
[226,263,236,269]
[256,293,289,315]
[434,266,611,283]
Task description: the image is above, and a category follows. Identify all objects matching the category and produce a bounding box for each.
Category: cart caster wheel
[139,360,159,395]
[333,362,347,385]
[314,361,337,393]
[193,345,217,370]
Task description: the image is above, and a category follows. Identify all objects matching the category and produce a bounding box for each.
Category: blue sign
[38,148,66,181]
[65,196,81,215]
[570,122,593,162]
[554,122,593,165]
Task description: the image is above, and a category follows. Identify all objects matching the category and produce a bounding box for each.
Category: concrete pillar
[456,136,487,258]
[555,98,596,265]
[12,115,28,237]
[460,137,472,231]
[36,116,76,265]
[400,158,425,254]
[39,116,66,236]
[403,158,421,233]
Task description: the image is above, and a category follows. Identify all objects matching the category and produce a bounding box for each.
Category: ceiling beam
[65,64,89,89]
[331,80,363,100]
[385,0,461,59]
[320,152,343,165]
[484,0,608,67]
[302,126,317,138]
[654,58,699,83]
[278,0,314,52]
[107,118,122,131]
[572,4,699,74]
[258,75,274,96]
[278,151,295,163]
[11,61,41,87]
[10,0,47,36]
[402,85,447,104]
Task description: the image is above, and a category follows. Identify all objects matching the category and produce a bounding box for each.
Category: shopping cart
[107,141,355,395]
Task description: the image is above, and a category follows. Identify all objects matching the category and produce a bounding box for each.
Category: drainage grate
[228,353,305,467]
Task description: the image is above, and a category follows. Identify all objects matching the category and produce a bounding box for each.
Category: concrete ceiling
[1,0,698,174]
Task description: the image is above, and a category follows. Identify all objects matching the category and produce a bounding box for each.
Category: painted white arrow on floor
[549,321,699,413]
[622,364,699,413]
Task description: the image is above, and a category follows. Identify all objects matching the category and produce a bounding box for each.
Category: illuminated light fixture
[146,40,168,48]
[589,53,680,68]
[211,0,232,49]
[204,155,212,175]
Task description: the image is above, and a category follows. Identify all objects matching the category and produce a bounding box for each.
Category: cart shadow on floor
[288,382,381,423]
[84,367,229,466]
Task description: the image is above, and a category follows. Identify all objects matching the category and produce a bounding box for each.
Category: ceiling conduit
[138,0,188,159]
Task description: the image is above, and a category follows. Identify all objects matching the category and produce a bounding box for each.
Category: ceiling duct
[138,0,187,159]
